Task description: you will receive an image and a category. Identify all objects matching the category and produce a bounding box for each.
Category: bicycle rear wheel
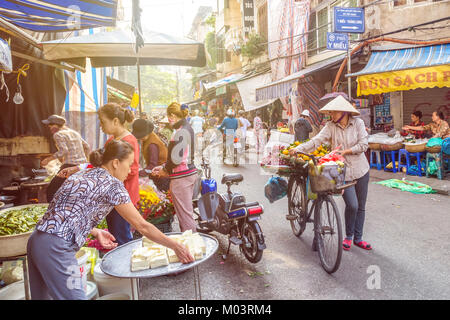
[314,195,342,274]
[287,176,307,237]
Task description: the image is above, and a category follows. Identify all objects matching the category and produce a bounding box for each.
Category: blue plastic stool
[383,150,399,173]
[370,150,383,170]
[426,152,444,180]
[398,149,426,176]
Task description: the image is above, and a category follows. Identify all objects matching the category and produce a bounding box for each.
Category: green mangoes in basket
[0,206,48,236]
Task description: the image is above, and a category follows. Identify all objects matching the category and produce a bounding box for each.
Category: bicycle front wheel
[287,176,307,237]
[314,195,342,274]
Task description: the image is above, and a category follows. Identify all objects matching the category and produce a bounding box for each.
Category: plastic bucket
[93,262,133,298]
[86,281,98,300]
[0,280,25,300]
[75,249,89,293]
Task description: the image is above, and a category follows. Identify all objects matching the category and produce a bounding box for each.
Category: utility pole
[347,33,351,101]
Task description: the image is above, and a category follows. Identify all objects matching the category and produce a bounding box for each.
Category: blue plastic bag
[264,177,288,203]
[442,137,450,155]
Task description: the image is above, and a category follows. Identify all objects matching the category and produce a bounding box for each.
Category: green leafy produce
[0,206,48,236]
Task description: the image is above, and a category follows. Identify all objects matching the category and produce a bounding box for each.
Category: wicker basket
[381,142,404,151]
[369,143,381,150]
[309,164,346,194]
[405,143,426,153]
[425,146,441,153]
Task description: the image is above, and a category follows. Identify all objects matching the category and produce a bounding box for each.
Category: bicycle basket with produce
[299,147,347,194]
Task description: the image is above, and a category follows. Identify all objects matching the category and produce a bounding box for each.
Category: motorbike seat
[221,173,243,185]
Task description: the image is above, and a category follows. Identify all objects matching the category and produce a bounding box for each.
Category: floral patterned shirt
[36,168,131,249]
[423,120,450,139]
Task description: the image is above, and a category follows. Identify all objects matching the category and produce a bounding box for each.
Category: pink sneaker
[343,239,352,251]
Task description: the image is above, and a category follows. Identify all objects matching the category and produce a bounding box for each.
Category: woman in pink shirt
[98,103,140,245]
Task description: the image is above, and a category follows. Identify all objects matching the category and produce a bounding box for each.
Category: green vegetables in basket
[0,206,48,236]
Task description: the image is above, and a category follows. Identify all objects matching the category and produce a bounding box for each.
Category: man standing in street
[41,114,91,202]
[190,110,205,156]
[218,109,239,163]
[253,110,265,156]
[294,109,313,142]
[238,110,251,150]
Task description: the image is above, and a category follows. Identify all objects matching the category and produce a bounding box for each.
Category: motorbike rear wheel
[240,221,264,263]
[233,147,239,167]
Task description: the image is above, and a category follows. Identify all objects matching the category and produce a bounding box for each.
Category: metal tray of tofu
[100,232,219,278]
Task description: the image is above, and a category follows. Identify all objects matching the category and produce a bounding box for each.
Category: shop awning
[0,0,117,32]
[348,44,450,96]
[255,54,346,101]
[41,28,206,68]
[203,73,245,90]
[236,73,275,111]
[106,76,135,98]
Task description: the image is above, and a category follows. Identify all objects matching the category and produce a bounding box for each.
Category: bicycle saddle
[221,173,243,184]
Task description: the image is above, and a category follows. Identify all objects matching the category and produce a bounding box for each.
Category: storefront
[348,43,450,130]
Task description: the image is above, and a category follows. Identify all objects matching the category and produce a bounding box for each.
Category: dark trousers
[342,171,370,242]
[106,208,133,246]
[46,163,77,203]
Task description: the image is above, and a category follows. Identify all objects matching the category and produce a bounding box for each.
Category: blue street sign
[334,7,365,33]
[327,32,348,50]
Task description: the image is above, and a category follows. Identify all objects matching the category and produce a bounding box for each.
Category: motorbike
[193,153,266,263]
[221,132,240,167]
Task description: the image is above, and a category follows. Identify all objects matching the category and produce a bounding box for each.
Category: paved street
[139,148,450,300]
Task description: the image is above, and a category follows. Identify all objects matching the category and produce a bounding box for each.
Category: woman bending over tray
[27,140,194,300]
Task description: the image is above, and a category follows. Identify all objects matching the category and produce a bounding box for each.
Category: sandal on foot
[354,240,372,250]
[342,239,352,251]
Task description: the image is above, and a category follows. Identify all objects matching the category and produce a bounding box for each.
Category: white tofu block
[149,253,169,268]
[166,248,179,263]
[131,258,149,271]
[192,234,206,254]
[181,229,193,238]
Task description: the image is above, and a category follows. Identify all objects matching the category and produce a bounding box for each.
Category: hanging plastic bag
[427,160,438,175]
[264,176,288,203]
[0,37,12,73]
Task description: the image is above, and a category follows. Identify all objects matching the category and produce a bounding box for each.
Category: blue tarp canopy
[0,0,117,32]
[348,44,450,77]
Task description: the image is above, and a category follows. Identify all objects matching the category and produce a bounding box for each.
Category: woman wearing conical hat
[290,95,372,251]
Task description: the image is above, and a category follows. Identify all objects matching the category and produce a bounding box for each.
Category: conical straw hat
[319,95,360,116]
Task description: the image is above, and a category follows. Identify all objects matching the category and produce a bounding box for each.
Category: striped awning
[0,0,117,32]
[256,53,346,101]
[348,44,450,77]
[348,44,450,96]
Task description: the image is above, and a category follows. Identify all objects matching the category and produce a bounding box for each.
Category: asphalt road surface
[139,148,450,300]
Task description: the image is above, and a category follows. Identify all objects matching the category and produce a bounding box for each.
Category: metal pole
[347,33,352,100]
[137,57,142,116]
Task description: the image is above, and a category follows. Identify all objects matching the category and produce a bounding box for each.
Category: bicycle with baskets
[279,151,356,274]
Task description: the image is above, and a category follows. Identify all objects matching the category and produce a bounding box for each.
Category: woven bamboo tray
[381,142,404,151]
[425,146,441,153]
[369,143,381,150]
[405,143,426,153]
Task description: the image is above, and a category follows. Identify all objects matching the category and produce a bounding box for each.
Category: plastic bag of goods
[1,260,23,285]
[264,177,288,203]
[261,142,290,166]
[0,38,12,73]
